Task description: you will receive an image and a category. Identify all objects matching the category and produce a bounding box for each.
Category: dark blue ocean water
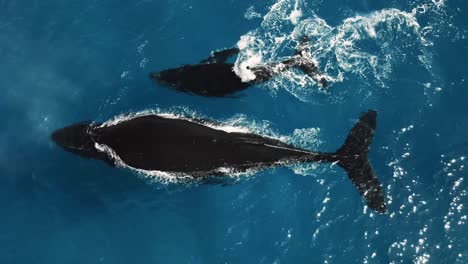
[1,0,467,263]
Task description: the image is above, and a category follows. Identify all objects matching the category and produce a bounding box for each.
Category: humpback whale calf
[51,110,386,213]
[149,37,328,97]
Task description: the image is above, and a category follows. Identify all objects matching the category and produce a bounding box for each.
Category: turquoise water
[1,0,467,263]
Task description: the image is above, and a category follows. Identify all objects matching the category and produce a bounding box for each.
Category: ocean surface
[1,0,467,263]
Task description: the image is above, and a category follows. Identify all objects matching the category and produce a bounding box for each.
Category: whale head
[51,122,113,165]
[150,69,181,88]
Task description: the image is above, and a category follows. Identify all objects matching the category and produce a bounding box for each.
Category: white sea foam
[233,0,443,101]
[100,108,250,134]
[289,9,302,25]
[94,142,185,184]
[244,6,262,20]
[233,52,263,82]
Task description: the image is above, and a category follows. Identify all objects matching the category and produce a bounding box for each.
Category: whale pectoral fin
[200,47,240,64]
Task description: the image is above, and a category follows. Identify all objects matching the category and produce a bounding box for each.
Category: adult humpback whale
[51,110,386,213]
[149,37,328,97]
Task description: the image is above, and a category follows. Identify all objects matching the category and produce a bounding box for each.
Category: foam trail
[236,0,441,101]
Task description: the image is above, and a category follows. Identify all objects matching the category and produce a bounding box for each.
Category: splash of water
[235,0,441,102]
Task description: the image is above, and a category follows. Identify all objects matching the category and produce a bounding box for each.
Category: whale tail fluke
[335,110,386,213]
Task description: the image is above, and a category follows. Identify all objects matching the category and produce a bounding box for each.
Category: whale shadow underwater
[149,36,328,97]
[52,110,387,213]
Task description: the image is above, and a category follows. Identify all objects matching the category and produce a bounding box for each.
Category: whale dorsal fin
[200,47,240,64]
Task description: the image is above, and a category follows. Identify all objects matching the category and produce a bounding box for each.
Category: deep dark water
[1,0,467,263]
